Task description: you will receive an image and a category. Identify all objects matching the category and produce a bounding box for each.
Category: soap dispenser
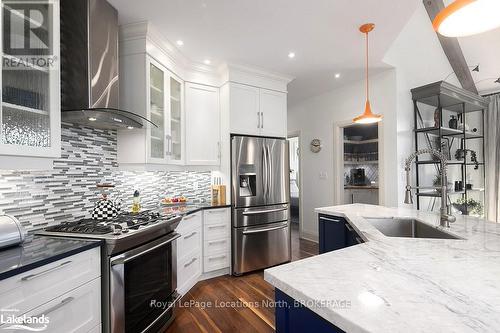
[131,190,141,213]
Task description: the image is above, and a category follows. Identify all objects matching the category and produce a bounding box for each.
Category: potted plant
[453,198,483,216]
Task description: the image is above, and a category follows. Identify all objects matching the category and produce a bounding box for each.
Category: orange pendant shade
[353,101,382,124]
[353,23,382,125]
[433,0,500,37]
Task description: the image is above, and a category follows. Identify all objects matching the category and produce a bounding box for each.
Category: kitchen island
[264,204,500,333]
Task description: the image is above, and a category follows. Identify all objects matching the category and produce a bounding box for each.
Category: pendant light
[433,0,500,37]
[353,23,382,125]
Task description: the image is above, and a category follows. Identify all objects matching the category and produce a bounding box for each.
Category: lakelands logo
[2,0,57,70]
[1,309,49,331]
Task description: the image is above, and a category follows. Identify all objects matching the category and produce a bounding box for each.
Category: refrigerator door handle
[242,223,288,235]
[266,145,272,199]
[242,207,288,216]
[262,142,268,199]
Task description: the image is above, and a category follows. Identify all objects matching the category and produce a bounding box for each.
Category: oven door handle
[111,233,180,266]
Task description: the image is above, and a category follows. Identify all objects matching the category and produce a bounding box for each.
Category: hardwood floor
[165,224,318,333]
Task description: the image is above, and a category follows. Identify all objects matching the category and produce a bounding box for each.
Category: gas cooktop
[44,211,165,235]
[37,210,183,255]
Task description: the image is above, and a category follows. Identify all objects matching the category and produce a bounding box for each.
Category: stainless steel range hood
[60,0,155,129]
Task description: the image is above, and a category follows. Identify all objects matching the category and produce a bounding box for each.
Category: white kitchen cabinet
[0,0,61,158]
[202,208,230,273]
[176,212,203,295]
[118,55,185,166]
[228,82,287,137]
[185,83,220,165]
[19,278,101,333]
[259,89,287,137]
[0,247,101,332]
[229,83,260,135]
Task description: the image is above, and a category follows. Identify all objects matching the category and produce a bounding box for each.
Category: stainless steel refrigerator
[231,135,291,275]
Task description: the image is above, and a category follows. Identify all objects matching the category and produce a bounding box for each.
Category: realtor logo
[2,0,56,70]
[1,309,49,331]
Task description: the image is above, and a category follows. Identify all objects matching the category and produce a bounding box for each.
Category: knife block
[211,185,226,206]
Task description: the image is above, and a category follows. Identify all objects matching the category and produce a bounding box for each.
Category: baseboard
[199,268,230,281]
[300,231,318,243]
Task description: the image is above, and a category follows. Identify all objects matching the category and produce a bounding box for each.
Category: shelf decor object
[411,81,488,216]
[433,0,500,37]
[353,23,382,124]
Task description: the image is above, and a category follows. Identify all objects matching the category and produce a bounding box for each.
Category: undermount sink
[364,218,461,240]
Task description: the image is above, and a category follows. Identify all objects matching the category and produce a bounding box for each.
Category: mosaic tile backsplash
[0,124,211,230]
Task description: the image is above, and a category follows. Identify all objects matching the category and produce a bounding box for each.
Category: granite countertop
[264,204,500,333]
[0,235,102,281]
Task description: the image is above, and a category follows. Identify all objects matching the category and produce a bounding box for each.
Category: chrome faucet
[404,149,456,227]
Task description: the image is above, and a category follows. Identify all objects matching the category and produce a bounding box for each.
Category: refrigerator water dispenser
[239,174,256,197]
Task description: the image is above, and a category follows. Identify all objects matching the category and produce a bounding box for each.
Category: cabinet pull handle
[319,217,340,223]
[33,296,75,318]
[208,239,226,245]
[345,223,353,232]
[21,260,72,282]
[184,231,197,239]
[257,112,261,128]
[207,209,224,214]
[217,142,221,160]
[208,255,226,261]
[261,112,264,129]
[208,225,225,229]
[184,258,197,268]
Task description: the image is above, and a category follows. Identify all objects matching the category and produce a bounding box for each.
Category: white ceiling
[459,29,500,95]
[109,0,420,105]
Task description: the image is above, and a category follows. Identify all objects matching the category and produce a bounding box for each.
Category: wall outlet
[319,172,328,179]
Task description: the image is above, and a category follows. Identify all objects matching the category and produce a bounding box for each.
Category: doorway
[340,123,380,205]
[288,136,300,226]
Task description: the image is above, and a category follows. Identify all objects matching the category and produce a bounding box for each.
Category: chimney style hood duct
[60,0,155,130]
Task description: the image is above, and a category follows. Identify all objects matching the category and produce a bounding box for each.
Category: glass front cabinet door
[147,57,184,165]
[0,0,61,157]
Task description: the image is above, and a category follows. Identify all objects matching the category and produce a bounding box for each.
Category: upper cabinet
[228,82,287,138]
[118,54,185,166]
[185,83,220,165]
[259,88,287,137]
[0,0,61,158]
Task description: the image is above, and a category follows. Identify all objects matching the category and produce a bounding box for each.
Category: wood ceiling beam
[423,0,478,94]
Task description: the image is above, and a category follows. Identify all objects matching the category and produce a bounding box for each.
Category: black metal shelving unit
[410,81,489,216]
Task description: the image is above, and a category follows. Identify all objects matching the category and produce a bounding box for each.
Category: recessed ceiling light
[176,40,184,46]
[335,73,341,79]
[204,59,211,65]
[288,52,296,59]
[127,126,134,130]
[88,117,97,122]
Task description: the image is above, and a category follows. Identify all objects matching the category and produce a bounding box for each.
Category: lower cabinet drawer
[177,227,202,257]
[177,212,202,234]
[203,238,229,256]
[203,208,230,225]
[203,252,230,273]
[1,278,101,333]
[177,250,202,291]
[204,223,229,241]
[0,247,101,317]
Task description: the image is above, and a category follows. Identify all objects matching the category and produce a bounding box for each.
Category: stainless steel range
[37,210,183,333]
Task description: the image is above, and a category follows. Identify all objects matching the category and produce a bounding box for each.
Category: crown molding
[119,21,294,90]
